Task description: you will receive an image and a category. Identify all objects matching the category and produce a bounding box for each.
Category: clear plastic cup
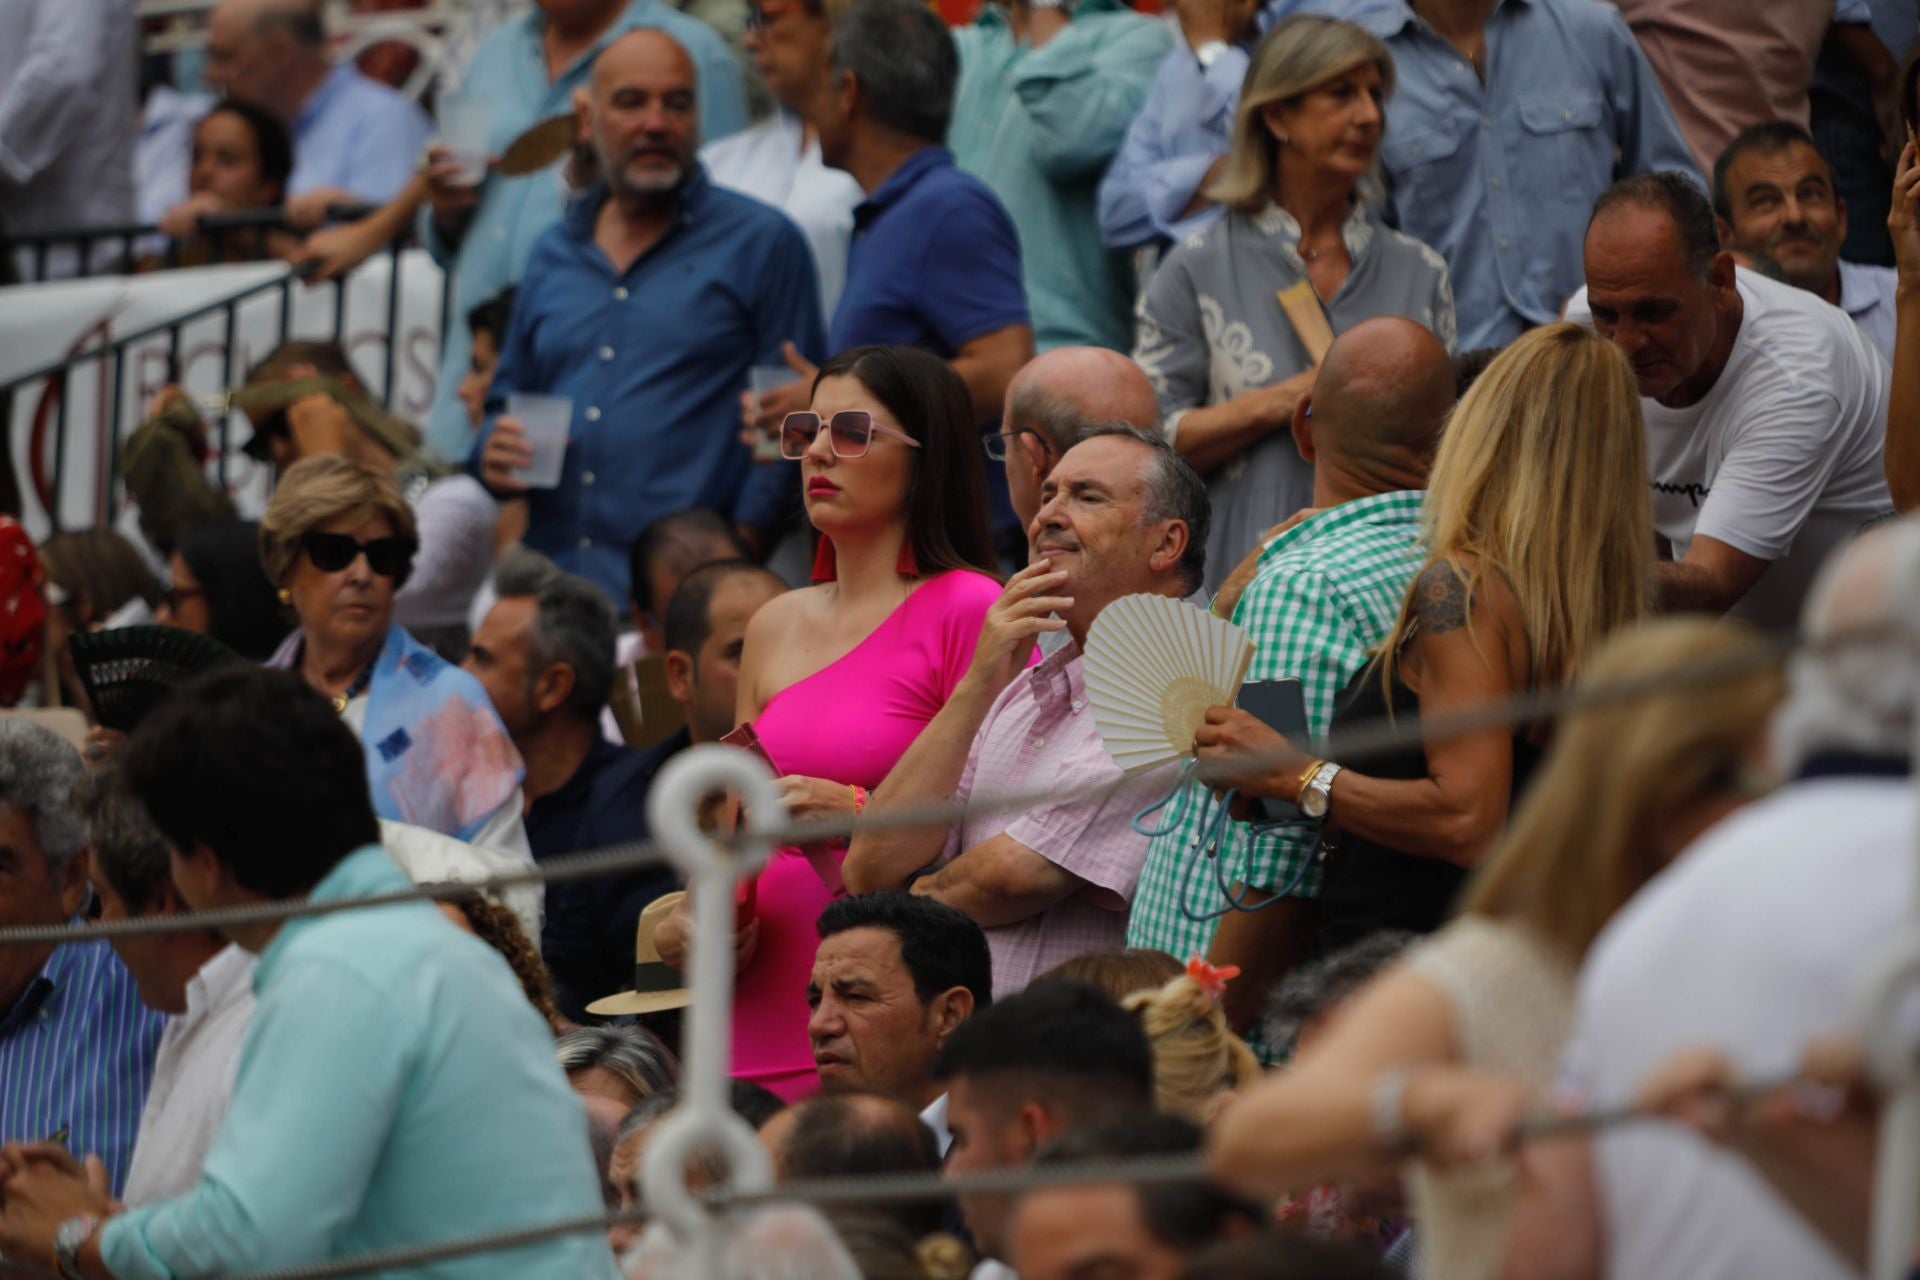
[438,95,491,187]
[507,392,571,489]
[749,365,802,462]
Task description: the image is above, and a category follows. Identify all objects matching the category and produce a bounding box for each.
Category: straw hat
[587,891,691,1016]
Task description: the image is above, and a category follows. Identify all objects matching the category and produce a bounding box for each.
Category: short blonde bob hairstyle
[258,454,418,585]
[1208,15,1395,215]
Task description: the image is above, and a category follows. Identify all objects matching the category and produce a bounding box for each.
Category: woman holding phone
[655,345,1001,1100]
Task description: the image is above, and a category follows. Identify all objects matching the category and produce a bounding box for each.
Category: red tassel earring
[896,539,919,578]
[811,535,838,583]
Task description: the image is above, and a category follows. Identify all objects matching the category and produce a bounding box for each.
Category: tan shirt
[1608,0,1839,174]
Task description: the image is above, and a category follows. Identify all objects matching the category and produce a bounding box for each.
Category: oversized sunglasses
[299,531,418,579]
[780,410,924,460]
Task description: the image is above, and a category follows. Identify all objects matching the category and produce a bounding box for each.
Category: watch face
[1301,787,1329,819]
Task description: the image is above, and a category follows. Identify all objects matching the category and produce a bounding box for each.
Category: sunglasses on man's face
[299,531,417,578]
[780,410,924,461]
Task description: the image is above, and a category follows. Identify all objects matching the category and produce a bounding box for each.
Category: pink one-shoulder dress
[731,569,1004,1099]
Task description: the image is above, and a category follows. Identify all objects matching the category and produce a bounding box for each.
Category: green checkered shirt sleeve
[1124,493,1426,963]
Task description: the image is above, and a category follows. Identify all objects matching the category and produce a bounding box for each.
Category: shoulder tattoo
[1413,562,1470,636]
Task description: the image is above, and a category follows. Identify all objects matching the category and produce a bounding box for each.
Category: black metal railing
[0,208,452,534]
[2,203,379,285]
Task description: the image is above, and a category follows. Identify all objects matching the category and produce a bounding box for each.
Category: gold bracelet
[1294,759,1327,804]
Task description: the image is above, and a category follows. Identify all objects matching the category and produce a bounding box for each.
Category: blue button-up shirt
[0,937,163,1198]
[420,1,750,459]
[288,63,433,204]
[101,845,620,1280]
[829,145,1030,356]
[473,170,824,605]
[1319,0,1701,348]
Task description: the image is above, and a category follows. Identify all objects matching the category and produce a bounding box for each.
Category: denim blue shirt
[0,938,164,1198]
[1318,0,1700,348]
[288,63,433,203]
[473,171,824,605]
[100,845,620,1280]
[420,1,750,459]
[829,146,1030,355]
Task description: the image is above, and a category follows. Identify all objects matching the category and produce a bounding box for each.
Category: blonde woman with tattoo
[1194,322,1655,947]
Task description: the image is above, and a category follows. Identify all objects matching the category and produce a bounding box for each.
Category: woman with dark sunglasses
[257,455,529,858]
[654,345,1002,1101]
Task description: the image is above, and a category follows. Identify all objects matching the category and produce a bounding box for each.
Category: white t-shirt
[123,943,256,1205]
[701,110,863,328]
[1566,269,1893,630]
[1563,776,1914,1280]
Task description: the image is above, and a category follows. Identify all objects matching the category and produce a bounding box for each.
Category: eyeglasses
[745,1,799,31]
[299,531,418,578]
[780,411,924,461]
[983,428,1045,463]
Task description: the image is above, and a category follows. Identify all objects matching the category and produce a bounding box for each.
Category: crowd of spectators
[0,0,1916,1276]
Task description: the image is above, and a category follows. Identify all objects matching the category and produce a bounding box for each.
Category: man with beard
[1713,121,1899,364]
[473,29,824,605]
[844,427,1208,998]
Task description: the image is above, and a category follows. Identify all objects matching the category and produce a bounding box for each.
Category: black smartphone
[1237,678,1308,822]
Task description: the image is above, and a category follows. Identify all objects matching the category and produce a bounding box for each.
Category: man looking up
[0,669,618,1278]
[475,28,824,605]
[79,766,256,1206]
[1713,121,1899,363]
[996,347,1162,531]
[1126,317,1453,1049]
[464,549,679,1020]
[847,428,1207,997]
[806,893,992,1145]
[203,0,431,221]
[933,980,1155,1274]
[1568,171,1894,628]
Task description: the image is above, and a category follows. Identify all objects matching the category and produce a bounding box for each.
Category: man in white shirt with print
[1567,171,1894,630]
[78,767,255,1205]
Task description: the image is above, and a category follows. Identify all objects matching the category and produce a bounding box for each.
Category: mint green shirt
[102,846,619,1280]
[951,2,1171,352]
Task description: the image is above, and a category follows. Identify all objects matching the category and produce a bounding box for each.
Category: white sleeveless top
[1402,916,1578,1280]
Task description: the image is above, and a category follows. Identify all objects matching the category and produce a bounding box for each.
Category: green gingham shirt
[1125,491,1426,968]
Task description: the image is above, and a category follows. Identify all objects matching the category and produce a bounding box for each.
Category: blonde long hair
[1122,973,1262,1123]
[1207,16,1394,215]
[1378,322,1654,697]
[1458,618,1783,959]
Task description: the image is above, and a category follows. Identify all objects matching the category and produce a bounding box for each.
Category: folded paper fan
[1082,595,1254,774]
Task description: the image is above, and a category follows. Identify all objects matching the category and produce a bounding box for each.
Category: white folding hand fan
[1082,594,1255,774]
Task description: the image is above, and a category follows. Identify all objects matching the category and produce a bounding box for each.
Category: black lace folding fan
[69,626,246,733]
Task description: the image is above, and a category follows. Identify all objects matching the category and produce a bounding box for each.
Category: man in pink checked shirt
[843,426,1208,999]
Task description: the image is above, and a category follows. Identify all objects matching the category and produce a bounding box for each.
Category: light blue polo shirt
[101,845,620,1279]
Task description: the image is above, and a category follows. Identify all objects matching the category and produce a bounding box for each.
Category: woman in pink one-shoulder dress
[660,345,1002,1100]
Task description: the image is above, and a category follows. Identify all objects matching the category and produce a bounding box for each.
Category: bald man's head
[1298,317,1454,489]
[1002,348,1163,528]
[207,0,327,114]
[581,30,700,204]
